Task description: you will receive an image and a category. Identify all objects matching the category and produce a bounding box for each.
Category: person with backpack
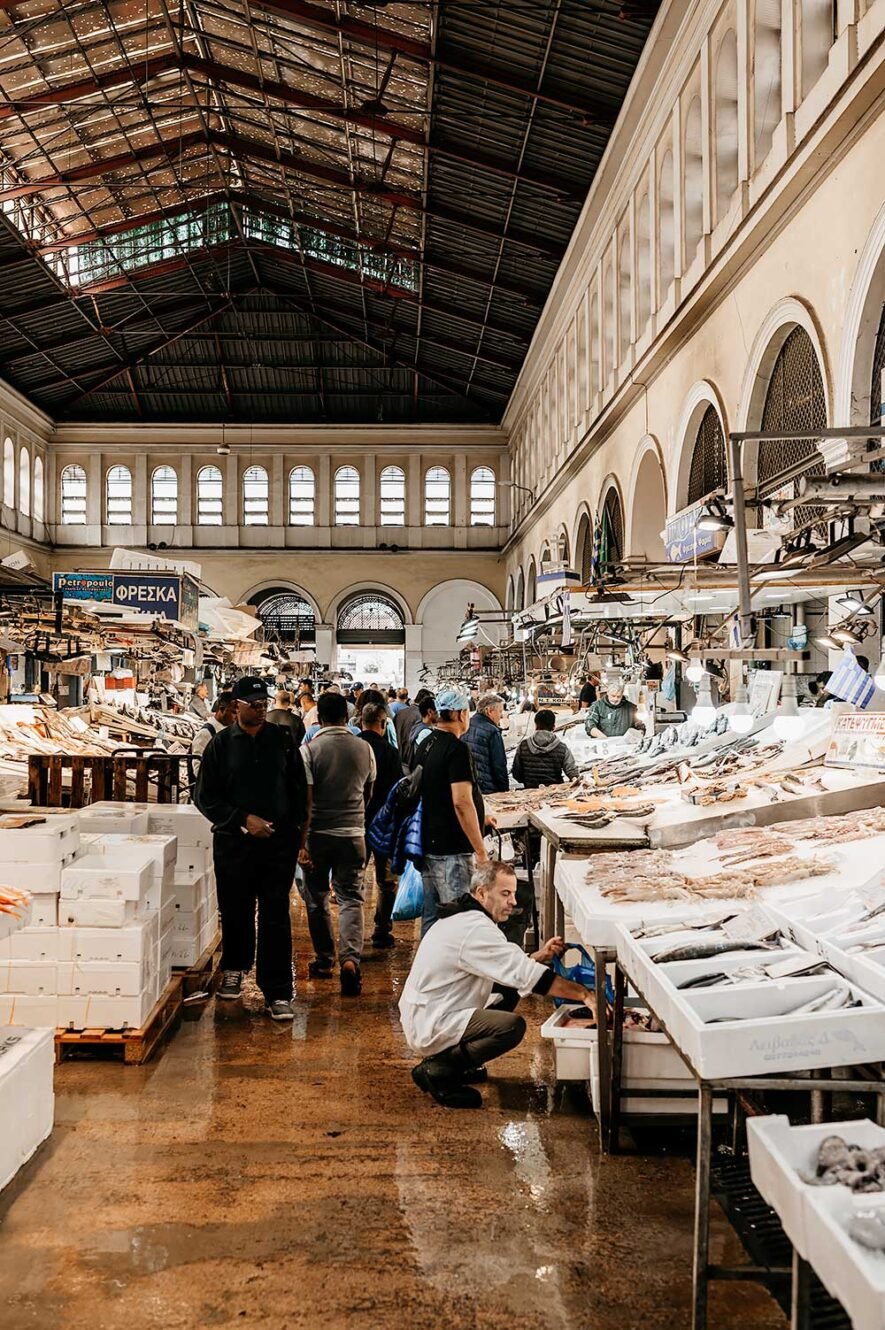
[190,691,236,758]
[415,688,496,934]
[406,693,439,768]
[358,701,404,949]
[394,687,432,769]
[511,709,579,788]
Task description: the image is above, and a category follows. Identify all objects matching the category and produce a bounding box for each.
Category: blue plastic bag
[392,860,424,922]
[553,943,615,1007]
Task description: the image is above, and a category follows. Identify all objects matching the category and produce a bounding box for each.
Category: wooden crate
[28,753,189,808]
[55,975,184,1065]
[175,931,223,997]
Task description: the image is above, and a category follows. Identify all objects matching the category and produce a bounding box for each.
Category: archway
[628,446,667,560]
[575,510,593,584]
[417,579,504,680]
[526,556,537,606]
[838,205,885,427]
[687,405,728,504]
[598,483,625,569]
[335,590,406,685]
[247,585,317,645]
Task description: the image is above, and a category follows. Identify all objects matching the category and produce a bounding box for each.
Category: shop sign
[825,712,885,770]
[52,571,113,602]
[664,500,727,564]
[112,572,199,628]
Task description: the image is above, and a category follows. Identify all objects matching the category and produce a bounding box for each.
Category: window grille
[337,593,405,644]
[688,405,727,504]
[379,466,405,525]
[289,467,315,525]
[257,592,316,643]
[61,464,87,525]
[758,327,826,534]
[106,466,132,524]
[470,467,495,525]
[600,488,624,566]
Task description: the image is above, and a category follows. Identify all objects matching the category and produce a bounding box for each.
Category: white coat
[399,902,549,1057]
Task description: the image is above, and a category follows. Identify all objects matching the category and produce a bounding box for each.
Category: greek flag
[827,646,876,709]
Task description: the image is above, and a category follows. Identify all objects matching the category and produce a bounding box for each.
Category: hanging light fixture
[691,675,718,727]
[696,498,734,531]
[685,659,707,684]
[729,684,754,735]
[830,626,862,646]
[773,675,804,742]
[666,648,689,663]
[835,592,876,617]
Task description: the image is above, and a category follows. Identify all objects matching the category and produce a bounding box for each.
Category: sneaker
[265,999,295,1022]
[411,1062,482,1109]
[340,961,362,996]
[308,959,334,979]
[217,970,244,1001]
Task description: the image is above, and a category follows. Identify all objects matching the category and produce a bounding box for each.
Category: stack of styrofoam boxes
[0,814,80,1027]
[0,1026,54,1191]
[145,805,216,969]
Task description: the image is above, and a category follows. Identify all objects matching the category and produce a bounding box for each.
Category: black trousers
[213,833,298,1001]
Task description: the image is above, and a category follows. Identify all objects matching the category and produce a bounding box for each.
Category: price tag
[721,906,778,944]
[765,954,827,980]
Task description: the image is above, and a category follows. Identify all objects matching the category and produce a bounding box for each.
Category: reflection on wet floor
[0,904,787,1330]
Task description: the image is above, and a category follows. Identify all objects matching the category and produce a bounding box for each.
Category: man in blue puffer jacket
[463,693,509,794]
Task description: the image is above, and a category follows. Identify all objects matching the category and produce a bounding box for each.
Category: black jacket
[359,728,403,825]
[194,720,307,840]
[512,731,578,788]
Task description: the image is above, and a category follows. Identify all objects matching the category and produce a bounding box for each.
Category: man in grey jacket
[511,709,578,788]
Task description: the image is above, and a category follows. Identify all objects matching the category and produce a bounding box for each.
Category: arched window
[618,232,632,361]
[106,465,132,524]
[254,590,316,643]
[757,326,827,533]
[754,0,782,165]
[243,465,268,526]
[337,592,405,644]
[599,487,624,567]
[379,465,406,525]
[2,438,13,506]
[558,530,570,564]
[151,466,177,525]
[636,192,652,332]
[869,302,885,428]
[602,260,615,380]
[526,558,537,606]
[196,465,223,525]
[688,406,727,505]
[576,512,593,584]
[659,150,675,298]
[18,447,29,517]
[289,466,314,525]
[470,467,495,525]
[684,97,704,261]
[33,455,44,524]
[60,464,87,525]
[424,466,451,525]
[515,567,525,612]
[801,0,834,98]
[506,577,514,613]
[335,466,360,525]
[715,31,739,222]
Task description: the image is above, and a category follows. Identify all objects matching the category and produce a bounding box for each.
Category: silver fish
[787,985,856,1015]
[654,937,777,964]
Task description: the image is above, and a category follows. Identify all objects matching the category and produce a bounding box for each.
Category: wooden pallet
[173,931,223,997]
[55,975,184,1065]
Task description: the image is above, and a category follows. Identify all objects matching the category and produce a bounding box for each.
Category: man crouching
[399,859,597,1108]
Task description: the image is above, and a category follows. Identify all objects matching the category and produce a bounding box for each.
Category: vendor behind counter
[584,680,645,739]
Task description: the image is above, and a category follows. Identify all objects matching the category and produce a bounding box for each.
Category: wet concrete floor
[0,903,787,1330]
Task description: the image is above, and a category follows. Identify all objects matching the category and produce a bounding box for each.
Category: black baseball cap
[231,675,270,703]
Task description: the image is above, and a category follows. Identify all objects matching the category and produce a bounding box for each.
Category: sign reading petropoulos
[664,494,728,564]
[53,570,200,630]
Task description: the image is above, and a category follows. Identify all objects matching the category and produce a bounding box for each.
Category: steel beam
[0,131,208,204]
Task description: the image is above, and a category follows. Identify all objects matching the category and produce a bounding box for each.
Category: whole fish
[654,937,777,964]
[787,985,856,1015]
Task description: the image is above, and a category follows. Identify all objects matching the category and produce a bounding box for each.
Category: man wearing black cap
[194,676,308,1021]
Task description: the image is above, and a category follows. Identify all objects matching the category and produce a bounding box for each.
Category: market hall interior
[0,910,785,1330]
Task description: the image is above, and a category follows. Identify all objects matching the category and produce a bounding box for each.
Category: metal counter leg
[523,829,539,950]
[552,847,564,936]
[608,964,626,1154]
[692,1083,714,1330]
[791,1250,812,1330]
[593,946,611,1153]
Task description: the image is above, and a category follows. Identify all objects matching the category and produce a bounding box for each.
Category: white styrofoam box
[58,959,152,997]
[4,961,56,996]
[172,871,206,912]
[0,859,70,894]
[160,897,176,932]
[78,803,151,835]
[80,833,178,887]
[57,913,159,964]
[805,1185,885,1330]
[172,905,203,938]
[5,928,59,963]
[747,1115,885,1260]
[175,846,209,877]
[7,995,58,1027]
[147,804,211,848]
[56,996,90,1029]
[58,896,135,928]
[0,892,32,945]
[82,830,177,868]
[83,987,155,1030]
[170,938,202,967]
[0,816,79,864]
[0,997,12,1023]
[0,1027,54,1191]
[61,855,155,905]
[28,894,57,928]
[618,922,885,1079]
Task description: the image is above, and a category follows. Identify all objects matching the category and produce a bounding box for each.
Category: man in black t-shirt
[416,688,496,934]
[578,672,600,710]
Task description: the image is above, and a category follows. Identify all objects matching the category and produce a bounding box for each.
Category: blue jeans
[421,853,474,935]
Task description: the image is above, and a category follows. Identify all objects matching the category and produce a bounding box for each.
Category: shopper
[266,690,306,745]
[463,693,509,794]
[396,687,433,770]
[584,680,643,739]
[400,860,591,1108]
[416,688,496,933]
[359,701,404,949]
[194,676,307,1021]
[578,672,601,710]
[408,693,439,766]
[512,709,578,787]
[390,687,410,717]
[190,690,236,759]
[189,681,211,720]
[348,688,398,747]
[299,691,375,995]
[301,686,318,730]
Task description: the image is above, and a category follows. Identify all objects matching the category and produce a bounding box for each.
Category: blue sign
[664,502,726,564]
[53,570,199,629]
[52,571,113,602]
